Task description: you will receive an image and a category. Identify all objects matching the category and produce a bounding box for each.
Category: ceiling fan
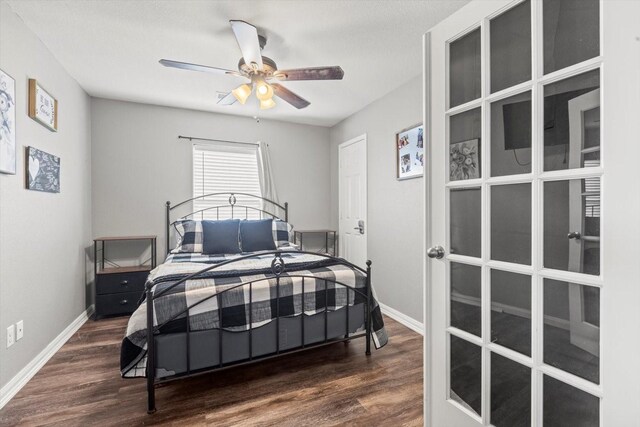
[159,20,344,110]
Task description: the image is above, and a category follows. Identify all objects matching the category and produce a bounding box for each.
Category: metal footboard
[145,250,372,413]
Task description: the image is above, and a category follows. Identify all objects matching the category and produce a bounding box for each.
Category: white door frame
[422,30,433,427]
[338,134,368,265]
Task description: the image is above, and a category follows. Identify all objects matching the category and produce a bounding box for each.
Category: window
[192,143,262,220]
[584,160,600,218]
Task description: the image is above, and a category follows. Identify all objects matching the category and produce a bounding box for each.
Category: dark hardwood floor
[0,315,423,426]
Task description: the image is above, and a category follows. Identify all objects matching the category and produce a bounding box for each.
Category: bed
[119,193,388,413]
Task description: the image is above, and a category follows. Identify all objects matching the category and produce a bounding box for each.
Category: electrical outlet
[16,320,23,341]
[6,325,15,348]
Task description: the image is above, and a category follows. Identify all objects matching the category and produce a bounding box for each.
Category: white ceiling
[7,0,468,127]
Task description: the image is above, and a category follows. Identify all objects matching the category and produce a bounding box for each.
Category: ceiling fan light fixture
[260,98,276,110]
[232,84,252,104]
[255,79,274,101]
[161,20,345,111]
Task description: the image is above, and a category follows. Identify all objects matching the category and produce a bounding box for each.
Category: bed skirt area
[150,303,365,379]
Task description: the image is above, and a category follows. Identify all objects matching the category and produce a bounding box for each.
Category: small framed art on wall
[396,123,424,180]
[26,146,60,193]
[28,79,58,131]
[0,69,16,174]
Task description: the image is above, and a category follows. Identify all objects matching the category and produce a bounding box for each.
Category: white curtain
[257,141,279,218]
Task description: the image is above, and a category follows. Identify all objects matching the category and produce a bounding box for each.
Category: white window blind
[584,159,600,218]
[192,143,263,220]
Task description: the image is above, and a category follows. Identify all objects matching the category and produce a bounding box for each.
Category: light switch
[16,320,23,341]
[6,325,15,348]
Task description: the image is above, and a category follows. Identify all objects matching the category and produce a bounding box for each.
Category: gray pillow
[202,219,241,254]
[240,219,277,252]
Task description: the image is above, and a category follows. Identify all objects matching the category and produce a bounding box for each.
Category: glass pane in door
[490,0,531,93]
[491,183,532,265]
[450,108,481,181]
[543,375,599,426]
[543,69,600,172]
[491,352,531,427]
[450,262,481,337]
[490,91,532,176]
[449,28,481,108]
[450,188,481,257]
[491,269,531,356]
[543,179,600,275]
[544,279,599,384]
[543,0,599,74]
[450,335,482,416]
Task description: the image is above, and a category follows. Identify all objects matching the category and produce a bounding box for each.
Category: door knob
[354,220,365,235]
[567,231,582,240]
[427,246,445,259]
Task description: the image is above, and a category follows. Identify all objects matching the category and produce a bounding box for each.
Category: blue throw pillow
[240,219,277,252]
[202,219,241,254]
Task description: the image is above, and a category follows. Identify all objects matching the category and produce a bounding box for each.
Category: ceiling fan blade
[271,83,310,109]
[216,92,237,106]
[159,59,242,77]
[229,20,264,71]
[273,66,344,81]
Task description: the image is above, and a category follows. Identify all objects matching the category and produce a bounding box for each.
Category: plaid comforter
[120,250,388,378]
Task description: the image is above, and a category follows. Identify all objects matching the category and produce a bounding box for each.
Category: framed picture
[28,79,58,131]
[26,146,60,193]
[449,138,480,181]
[0,69,16,174]
[396,123,424,180]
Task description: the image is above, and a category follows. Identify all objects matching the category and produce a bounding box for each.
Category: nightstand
[93,235,157,319]
[293,230,337,256]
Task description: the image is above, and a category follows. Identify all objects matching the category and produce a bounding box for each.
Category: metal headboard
[165,192,288,254]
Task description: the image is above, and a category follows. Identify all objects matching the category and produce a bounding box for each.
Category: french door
[424,0,640,426]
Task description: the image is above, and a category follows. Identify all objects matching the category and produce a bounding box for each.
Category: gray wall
[329,75,424,323]
[0,1,92,390]
[0,14,425,393]
[91,98,332,257]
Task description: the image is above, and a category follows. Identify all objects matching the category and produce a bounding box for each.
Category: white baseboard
[0,305,94,410]
[451,293,570,330]
[379,302,424,335]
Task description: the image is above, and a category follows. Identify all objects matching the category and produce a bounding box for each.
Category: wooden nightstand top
[96,265,153,275]
[94,235,157,242]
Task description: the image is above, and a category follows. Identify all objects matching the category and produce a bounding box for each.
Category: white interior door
[338,135,367,267]
[567,89,600,357]
[425,1,640,426]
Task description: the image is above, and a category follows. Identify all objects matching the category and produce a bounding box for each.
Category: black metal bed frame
[146,193,372,413]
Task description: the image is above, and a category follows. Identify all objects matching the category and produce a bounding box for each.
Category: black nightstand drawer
[95,291,141,317]
[96,271,148,295]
